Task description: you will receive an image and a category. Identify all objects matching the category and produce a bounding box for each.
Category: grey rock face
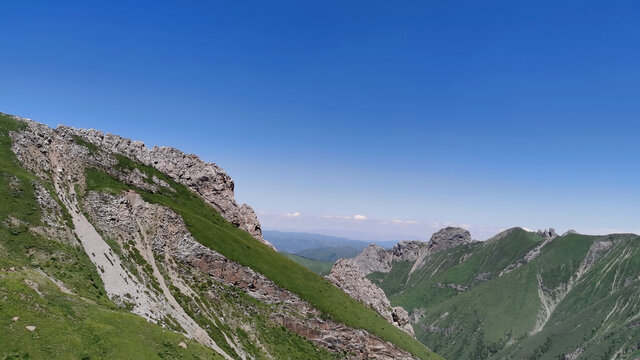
[327,259,414,336]
[536,228,558,241]
[349,244,393,275]
[392,241,425,262]
[428,227,472,253]
[410,227,473,274]
[408,308,426,324]
[9,117,273,250]
[59,125,272,249]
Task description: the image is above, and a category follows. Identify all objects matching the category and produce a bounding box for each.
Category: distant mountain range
[263,230,398,262]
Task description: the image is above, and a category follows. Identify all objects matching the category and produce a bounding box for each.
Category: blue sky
[1,1,639,240]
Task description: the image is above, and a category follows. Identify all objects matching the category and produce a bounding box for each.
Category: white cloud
[327,214,368,221]
[284,212,301,218]
[389,219,420,225]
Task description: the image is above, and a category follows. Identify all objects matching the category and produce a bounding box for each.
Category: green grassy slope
[373,228,543,311]
[497,233,640,359]
[0,267,221,360]
[282,252,334,275]
[0,113,222,360]
[371,226,640,359]
[84,155,440,359]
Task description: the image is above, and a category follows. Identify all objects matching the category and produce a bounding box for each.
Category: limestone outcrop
[9,118,273,250]
[349,244,393,275]
[327,259,414,336]
[427,227,472,253]
[410,227,474,274]
[536,228,558,241]
[392,241,425,262]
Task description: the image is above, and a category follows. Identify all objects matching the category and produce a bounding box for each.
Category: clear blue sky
[1,1,639,240]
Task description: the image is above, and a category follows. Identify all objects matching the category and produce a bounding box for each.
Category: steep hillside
[364,227,640,359]
[0,112,440,360]
[281,253,334,275]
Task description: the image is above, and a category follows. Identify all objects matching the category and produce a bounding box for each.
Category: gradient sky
[1,1,639,241]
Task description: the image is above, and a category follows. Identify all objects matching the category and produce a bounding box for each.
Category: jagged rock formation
[328,228,473,335]
[392,241,425,262]
[536,228,558,241]
[410,227,474,274]
[426,226,472,252]
[327,259,414,336]
[60,124,273,250]
[2,114,427,360]
[349,244,393,275]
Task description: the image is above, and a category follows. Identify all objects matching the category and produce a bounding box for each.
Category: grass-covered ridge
[84,156,440,359]
[370,225,640,359]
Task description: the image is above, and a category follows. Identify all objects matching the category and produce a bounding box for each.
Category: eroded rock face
[408,308,426,324]
[427,227,472,253]
[392,241,425,262]
[350,244,393,275]
[9,118,273,250]
[410,227,474,274]
[85,191,417,359]
[327,259,414,336]
[536,228,558,241]
[59,126,272,249]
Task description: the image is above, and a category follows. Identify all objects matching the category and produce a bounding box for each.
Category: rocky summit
[426,226,473,252]
[410,227,474,274]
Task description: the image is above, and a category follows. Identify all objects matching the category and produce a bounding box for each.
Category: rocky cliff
[326,229,474,338]
[410,227,474,274]
[327,259,414,336]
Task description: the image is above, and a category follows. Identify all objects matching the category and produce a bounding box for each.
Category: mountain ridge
[0,112,438,360]
[349,226,640,359]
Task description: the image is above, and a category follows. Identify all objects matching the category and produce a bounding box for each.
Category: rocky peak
[409,227,473,274]
[427,227,472,253]
[392,241,425,262]
[11,119,274,250]
[536,228,558,241]
[349,244,393,275]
